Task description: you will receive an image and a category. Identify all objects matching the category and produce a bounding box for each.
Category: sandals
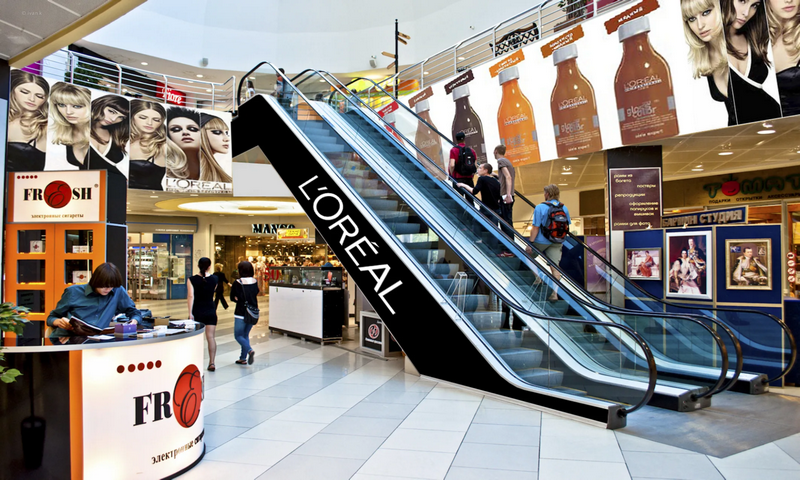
[207,363,216,371]
[235,359,247,365]
[248,350,255,365]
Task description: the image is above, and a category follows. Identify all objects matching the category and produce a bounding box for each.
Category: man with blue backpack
[525,184,571,301]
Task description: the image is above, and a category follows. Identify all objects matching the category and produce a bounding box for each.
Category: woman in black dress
[212,264,231,310]
[231,260,260,365]
[188,257,219,371]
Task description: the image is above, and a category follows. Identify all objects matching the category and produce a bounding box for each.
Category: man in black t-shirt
[456,163,501,214]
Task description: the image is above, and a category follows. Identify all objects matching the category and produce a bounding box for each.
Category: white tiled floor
[144,300,800,480]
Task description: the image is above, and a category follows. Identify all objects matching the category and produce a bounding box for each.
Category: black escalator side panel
[232,96,612,423]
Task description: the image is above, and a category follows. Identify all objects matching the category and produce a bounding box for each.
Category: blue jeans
[234,316,253,360]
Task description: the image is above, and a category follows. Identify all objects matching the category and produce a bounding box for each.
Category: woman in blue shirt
[48,263,141,336]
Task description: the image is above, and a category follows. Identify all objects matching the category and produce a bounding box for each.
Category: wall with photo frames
[624,224,784,315]
[6,69,233,195]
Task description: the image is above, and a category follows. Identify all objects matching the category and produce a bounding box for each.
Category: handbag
[238,280,260,325]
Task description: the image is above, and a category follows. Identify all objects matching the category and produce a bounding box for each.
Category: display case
[128,243,169,301]
[269,267,345,343]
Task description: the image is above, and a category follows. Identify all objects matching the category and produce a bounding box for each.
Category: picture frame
[725,239,771,290]
[625,248,661,280]
[665,230,713,301]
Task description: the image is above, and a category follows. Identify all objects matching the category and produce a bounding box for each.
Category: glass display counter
[269,267,344,343]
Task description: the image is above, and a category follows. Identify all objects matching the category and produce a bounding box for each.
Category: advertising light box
[10,170,103,223]
[400,0,791,167]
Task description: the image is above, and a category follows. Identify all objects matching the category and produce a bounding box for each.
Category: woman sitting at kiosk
[47,263,141,336]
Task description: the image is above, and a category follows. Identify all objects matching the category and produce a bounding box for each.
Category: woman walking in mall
[7,70,49,171]
[213,263,231,310]
[230,260,260,365]
[187,257,219,371]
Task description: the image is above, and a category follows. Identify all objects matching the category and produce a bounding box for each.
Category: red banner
[156,82,186,106]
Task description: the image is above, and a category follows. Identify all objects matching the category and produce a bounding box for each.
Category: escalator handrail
[313,72,734,397]
[243,64,659,415]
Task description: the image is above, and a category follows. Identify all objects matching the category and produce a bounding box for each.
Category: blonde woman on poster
[682,0,734,124]
[46,82,92,171]
[167,107,232,183]
[7,70,49,171]
[721,0,782,123]
[199,114,233,183]
[128,101,177,190]
[767,0,800,115]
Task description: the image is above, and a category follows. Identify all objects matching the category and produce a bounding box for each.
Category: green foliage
[0,303,30,384]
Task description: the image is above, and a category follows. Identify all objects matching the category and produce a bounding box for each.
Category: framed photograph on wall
[625,248,661,280]
[665,231,713,300]
[725,239,771,290]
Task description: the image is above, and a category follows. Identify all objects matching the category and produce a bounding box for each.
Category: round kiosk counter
[0,325,206,480]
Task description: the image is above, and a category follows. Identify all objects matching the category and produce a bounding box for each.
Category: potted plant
[0,303,29,383]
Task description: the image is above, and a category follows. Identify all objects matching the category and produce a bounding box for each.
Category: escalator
[233,64,729,426]
[334,74,795,393]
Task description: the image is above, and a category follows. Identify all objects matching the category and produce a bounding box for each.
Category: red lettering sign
[156,82,186,106]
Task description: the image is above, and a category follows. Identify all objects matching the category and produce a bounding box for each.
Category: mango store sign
[11,171,102,223]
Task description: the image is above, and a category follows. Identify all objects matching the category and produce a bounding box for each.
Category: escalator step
[481,329,525,350]
[407,249,445,264]
[373,210,409,222]
[464,311,503,330]
[364,198,399,211]
[517,368,564,388]
[387,223,421,235]
[427,263,458,278]
[499,348,544,370]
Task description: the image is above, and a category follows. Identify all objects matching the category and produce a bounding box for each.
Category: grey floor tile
[363,390,430,405]
[615,433,696,454]
[539,459,630,480]
[322,416,404,437]
[446,467,537,480]
[452,443,538,472]
[256,454,364,480]
[463,424,540,447]
[204,407,278,428]
[292,433,384,460]
[471,408,541,427]
[775,433,800,463]
[227,395,302,412]
[278,375,340,388]
[622,452,723,480]
[254,384,323,399]
[204,424,249,451]
[344,401,417,419]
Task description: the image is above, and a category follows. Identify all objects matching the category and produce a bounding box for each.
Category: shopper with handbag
[230,260,260,365]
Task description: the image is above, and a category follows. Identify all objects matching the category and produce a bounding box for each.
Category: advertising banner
[10,170,103,223]
[7,69,233,194]
[662,206,747,227]
[399,0,793,166]
[608,167,662,231]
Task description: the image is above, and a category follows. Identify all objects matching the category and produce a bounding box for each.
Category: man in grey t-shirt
[494,145,516,244]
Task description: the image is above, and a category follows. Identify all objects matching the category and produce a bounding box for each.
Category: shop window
[18,230,47,253]
[65,230,94,253]
[748,205,782,224]
[18,260,46,284]
[65,260,93,284]
[16,290,45,313]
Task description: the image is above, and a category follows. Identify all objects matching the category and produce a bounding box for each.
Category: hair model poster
[88,92,130,181]
[7,69,49,172]
[164,106,233,194]
[765,0,800,116]
[45,81,92,172]
[128,99,168,191]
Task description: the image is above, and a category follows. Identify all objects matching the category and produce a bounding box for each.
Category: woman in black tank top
[188,257,219,371]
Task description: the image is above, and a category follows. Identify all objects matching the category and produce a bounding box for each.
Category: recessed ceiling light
[187,80,194,84]
[149,195,159,198]
[762,122,773,128]
[319,79,326,83]
[566,156,579,160]
[692,168,704,172]
[190,194,199,197]
[562,171,573,175]
[696,165,703,168]
[718,151,733,156]
[423,71,430,75]
[249,76,255,79]
[558,183,568,186]
[140,62,148,66]
[757,129,775,135]
[196,74,204,78]
[457,57,465,61]
[206,89,212,93]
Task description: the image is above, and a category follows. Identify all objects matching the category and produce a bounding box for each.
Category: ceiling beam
[9,0,147,68]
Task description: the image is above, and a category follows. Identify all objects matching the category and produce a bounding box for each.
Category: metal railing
[32,49,235,111]
[372,0,632,93]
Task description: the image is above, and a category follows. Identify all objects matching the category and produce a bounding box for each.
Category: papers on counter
[88,335,114,340]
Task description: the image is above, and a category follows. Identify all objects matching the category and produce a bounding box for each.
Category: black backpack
[540,201,569,243]
[456,146,477,176]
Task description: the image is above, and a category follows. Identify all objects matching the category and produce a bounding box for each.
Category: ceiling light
[718,151,733,156]
[187,81,194,84]
[140,62,148,66]
[796,150,800,154]
[566,157,579,160]
[190,194,199,197]
[196,74,204,78]
[457,57,465,61]
[558,183,568,186]
[695,165,703,168]
[149,195,159,198]
[423,71,429,75]
[562,171,573,175]
[249,76,255,79]
[762,122,773,128]
[757,129,775,135]
[692,168,704,172]
[206,89,212,93]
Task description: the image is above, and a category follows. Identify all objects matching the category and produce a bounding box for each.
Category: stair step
[499,348,544,370]
[387,223,421,235]
[435,278,476,295]
[464,311,503,330]
[427,263,458,278]
[408,249,445,264]
[517,368,564,388]
[364,198,398,211]
[373,210,409,222]
[480,329,525,350]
